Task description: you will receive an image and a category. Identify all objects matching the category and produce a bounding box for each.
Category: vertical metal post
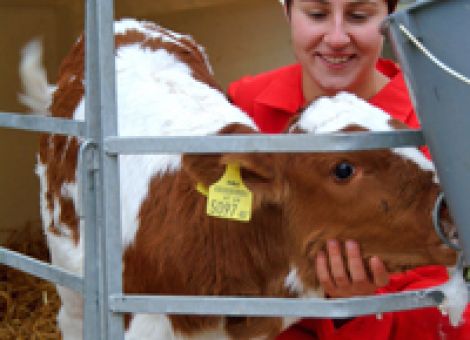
[85,0,123,339]
[81,141,101,340]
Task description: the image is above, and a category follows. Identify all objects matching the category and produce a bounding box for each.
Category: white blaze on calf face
[296,92,436,179]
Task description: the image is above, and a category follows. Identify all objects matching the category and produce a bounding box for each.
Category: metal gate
[0,0,469,339]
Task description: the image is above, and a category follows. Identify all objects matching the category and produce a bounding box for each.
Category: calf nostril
[438,198,459,242]
[439,198,449,215]
[432,192,461,251]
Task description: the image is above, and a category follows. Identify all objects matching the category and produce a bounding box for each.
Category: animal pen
[0,0,469,338]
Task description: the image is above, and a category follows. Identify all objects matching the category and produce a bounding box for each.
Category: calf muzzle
[433,192,461,251]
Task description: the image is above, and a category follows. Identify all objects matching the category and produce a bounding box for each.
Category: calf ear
[182,123,257,186]
[181,123,284,206]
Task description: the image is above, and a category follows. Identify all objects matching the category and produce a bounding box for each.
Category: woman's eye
[333,162,355,181]
[348,12,368,22]
[307,11,327,20]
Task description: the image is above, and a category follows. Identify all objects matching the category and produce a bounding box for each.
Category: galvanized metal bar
[79,140,101,340]
[83,1,103,338]
[0,112,85,136]
[85,0,123,339]
[0,247,83,293]
[108,286,469,318]
[104,130,425,155]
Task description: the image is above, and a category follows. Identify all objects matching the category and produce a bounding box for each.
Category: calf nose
[433,192,461,251]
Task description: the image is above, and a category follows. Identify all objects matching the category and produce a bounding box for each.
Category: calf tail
[18,40,54,115]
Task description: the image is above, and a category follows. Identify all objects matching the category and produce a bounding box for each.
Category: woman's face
[288,0,389,99]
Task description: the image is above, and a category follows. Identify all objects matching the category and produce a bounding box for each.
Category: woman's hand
[316,239,390,298]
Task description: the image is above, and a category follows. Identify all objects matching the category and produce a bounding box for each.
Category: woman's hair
[284,0,399,14]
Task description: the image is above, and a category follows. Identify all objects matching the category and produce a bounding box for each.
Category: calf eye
[333,162,355,181]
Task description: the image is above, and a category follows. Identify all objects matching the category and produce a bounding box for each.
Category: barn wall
[140,0,294,88]
[0,0,293,244]
[0,0,82,244]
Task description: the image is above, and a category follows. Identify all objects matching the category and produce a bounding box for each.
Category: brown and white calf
[20,19,456,340]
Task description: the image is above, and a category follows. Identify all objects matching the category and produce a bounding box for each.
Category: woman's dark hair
[284,0,399,14]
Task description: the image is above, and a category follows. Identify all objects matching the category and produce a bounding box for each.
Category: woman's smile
[316,53,357,69]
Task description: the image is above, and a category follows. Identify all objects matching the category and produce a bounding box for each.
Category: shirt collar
[369,59,414,123]
[253,60,413,122]
[254,64,305,115]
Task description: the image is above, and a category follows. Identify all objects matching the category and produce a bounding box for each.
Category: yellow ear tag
[207,163,252,222]
[196,182,209,196]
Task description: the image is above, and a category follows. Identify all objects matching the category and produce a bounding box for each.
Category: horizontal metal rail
[0,112,85,137]
[104,130,425,155]
[0,246,83,293]
[109,285,470,318]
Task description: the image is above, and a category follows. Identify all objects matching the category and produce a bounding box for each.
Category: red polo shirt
[227,59,469,339]
[228,59,421,133]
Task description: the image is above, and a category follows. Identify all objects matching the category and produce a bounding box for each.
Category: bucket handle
[398,24,470,85]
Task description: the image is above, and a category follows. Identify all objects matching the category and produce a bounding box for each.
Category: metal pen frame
[0,0,469,338]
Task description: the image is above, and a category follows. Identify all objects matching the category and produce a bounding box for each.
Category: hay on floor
[0,222,61,339]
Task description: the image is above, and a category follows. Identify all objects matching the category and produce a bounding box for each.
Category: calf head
[183,93,457,294]
[281,130,457,278]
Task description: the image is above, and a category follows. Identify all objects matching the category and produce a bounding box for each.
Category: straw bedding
[0,222,61,339]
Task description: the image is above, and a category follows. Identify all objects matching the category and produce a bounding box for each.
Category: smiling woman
[288,0,390,102]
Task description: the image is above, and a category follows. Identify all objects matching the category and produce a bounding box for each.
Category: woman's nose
[323,17,351,48]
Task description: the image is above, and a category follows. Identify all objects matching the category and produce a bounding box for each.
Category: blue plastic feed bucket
[383,0,470,262]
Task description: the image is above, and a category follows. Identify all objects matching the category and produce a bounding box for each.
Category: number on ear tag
[207,163,252,222]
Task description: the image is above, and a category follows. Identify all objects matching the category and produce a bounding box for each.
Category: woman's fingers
[345,240,369,285]
[370,256,390,287]
[326,239,350,288]
[315,240,390,298]
[316,250,337,294]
